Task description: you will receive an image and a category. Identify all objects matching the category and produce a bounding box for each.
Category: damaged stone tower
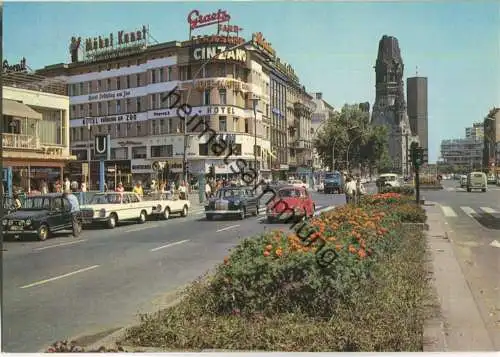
[371,35,418,176]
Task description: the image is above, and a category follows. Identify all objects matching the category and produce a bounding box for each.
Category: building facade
[466,122,484,141]
[371,35,418,176]
[2,69,75,193]
[406,76,428,150]
[440,137,483,169]
[483,107,500,171]
[310,92,335,171]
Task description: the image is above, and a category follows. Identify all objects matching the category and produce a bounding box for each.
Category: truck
[323,171,344,194]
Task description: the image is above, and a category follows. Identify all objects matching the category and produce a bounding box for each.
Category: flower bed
[122,193,431,352]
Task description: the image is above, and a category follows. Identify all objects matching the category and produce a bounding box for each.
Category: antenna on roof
[416,66,419,76]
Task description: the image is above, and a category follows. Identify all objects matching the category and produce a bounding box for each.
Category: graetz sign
[187,9,231,29]
[3,58,27,73]
[192,46,247,63]
[85,25,147,52]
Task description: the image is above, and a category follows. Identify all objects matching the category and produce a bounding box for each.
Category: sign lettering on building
[84,25,148,52]
[251,32,276,58]
[191,35,245,46]
[218,24,243,34]
[3,58,27,73]
[206,106,236,115]
[187,9,231,29]
[276,57,299,82]
[192,46,247,63]
[192,78,250,92]
[83,113,138,126]
[88,89,132,102]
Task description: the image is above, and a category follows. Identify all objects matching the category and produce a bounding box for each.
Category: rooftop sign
[187,9,231,30]
[252,32,276,58]
[3,58,27,73]
[84,25,148,53]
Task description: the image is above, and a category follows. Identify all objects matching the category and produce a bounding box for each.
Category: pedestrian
[64,177,71,192]
[179,180,188,200]
[80,181,87,192]
[344,177,357,204]
[70,179,79,192]
[12,193,22,210]
[205,181,212,200]
[115,182,125,193]
[62,189,82,237]
[40,180,49,194]
[355,177,366,204]
[55,180,62,193]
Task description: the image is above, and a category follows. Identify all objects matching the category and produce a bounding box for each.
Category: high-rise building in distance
[406,76,428,150]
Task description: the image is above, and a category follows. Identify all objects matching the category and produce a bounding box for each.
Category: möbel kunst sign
[84,25,147,52]
[187,9,230,29]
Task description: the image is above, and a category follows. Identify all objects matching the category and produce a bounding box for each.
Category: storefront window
[132,146,147,159]
[111,147,128,160]
[151,145,173,158]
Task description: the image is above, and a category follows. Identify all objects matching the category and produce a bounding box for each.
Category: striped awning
[3,99,42,120]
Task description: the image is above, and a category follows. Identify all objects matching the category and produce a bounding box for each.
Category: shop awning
[2,99,42,120]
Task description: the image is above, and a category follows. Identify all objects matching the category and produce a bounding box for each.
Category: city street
[423,180,500,349]
[2,191,345,352]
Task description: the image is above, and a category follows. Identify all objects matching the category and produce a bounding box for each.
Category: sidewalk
[423,203,495,351]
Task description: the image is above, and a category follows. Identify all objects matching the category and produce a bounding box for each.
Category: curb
[423,204,495,351]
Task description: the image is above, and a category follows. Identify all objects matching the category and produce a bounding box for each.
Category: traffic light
[410,143,423,169]
[422,148,428,164]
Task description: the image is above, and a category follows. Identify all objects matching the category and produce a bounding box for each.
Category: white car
[377,173,401,188]
[147,192,190,220]
[289,180,307,189]
[81,192,156,229]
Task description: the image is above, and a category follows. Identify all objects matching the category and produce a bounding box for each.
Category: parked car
[324,171,344,194]
[2,193,81,241]
[466,171,487,192]
[487,174,496,184]
[147,192,190,220]
[376,173,401,188]
[266,186,315,223]
[81,192,155,229]
[205,187,260,220]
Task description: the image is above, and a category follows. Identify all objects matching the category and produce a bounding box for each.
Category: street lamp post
[314,120,359,171]
[182,40,254,183]
[252,97,259,178]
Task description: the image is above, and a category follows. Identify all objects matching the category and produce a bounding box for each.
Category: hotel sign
[82,113,139,126]
[192,46,247,63]
[252,32,276,58]
[187,9,231,29]
[191,35,245,46]
[84,25,148,52]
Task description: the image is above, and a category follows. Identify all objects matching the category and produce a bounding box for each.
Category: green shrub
[380,186,415,196]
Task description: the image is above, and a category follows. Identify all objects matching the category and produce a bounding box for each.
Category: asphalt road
[423,180,500,349]
[2,191,345,352]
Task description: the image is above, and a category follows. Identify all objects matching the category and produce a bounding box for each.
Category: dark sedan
[205,187,260,220]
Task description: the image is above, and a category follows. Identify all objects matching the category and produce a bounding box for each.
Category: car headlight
[25,219,32,226]
[2,219,7,226]
[99,208,106,218]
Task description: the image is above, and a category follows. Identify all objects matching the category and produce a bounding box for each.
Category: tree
[313,103,388,173]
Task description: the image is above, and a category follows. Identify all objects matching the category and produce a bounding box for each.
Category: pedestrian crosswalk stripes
[440,205,500,218]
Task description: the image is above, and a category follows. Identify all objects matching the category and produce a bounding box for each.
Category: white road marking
[490,240,500,249]
[20,265,100,289]
[216,224,240,232]
[480,207,498,214]
[33,239,87,251]
[150,239,190,252]
[124,224,160,233]
[460,206,476,217]
[441,206,457,217]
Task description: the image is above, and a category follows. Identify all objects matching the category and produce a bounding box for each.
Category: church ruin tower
[371,35,417,175]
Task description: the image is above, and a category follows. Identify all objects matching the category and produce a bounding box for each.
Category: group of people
[344,176,367,204]
[204,177,250,200]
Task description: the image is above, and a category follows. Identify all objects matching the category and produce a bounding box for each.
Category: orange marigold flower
[358,249,367,258]
[348,244,357,254]
[335,244,343,251]
[263,251,270,257]
[223,256,230,265]
[275,248,283,257]
[266,244,273,250]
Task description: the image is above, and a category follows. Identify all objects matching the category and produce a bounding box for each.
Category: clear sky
[4,1,499,162]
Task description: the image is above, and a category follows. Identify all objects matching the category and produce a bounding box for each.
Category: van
[466,172,487,192]
[377,173,401,188]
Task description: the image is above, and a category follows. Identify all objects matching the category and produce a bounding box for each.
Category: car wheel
[482,189,486,192]
[467,188,471,192]
[240,208,246,220]
[206,214,213,221]
[181,205,188,217]
[107,213,117,229]
[138,210,147,224]
[163,207,170,220]
[38,224,49,241]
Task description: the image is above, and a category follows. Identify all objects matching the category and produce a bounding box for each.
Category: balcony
[2,133,40,150]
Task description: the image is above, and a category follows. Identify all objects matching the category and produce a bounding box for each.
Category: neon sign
[252,32,276,58]
[187,9,230,29]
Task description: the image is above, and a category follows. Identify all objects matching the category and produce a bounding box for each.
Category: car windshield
[279,189,301,198]
[90,194,123,204]
[325,173,339,180]
[473,173,483,178]
[21,197,52,210]
[382,176,396,181]
[216,189,241,199]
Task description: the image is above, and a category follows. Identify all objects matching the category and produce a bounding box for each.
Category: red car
[266,186,316,223]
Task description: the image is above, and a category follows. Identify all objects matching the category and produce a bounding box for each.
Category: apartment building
[2,68,75,193]
[440,138,483,169]
[37,27,273,186]
[310,92,334,171]
[483,107,500,171]
[465,122,484,141]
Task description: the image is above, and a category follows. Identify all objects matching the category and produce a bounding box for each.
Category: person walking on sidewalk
[344,177,357,204]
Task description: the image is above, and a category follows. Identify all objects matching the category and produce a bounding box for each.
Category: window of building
[244,119,249,133]
[151,70,156,84]
[159,68,164,82]
[160,119,165,133]
[151,144,173,158]
[232,144,242,156]
[131,146,147,159]
[203,90,210,105]
[97,80,102,92]
[87,82,91,94]
[88,103,93,116]
[233,117,239,131]
[117,77,121,90]
[125,98,131,113]
[168,66,173,81]
[151,94,156,110]
[219,116,227,131]
[199,144,209,156]
[116,100,121,114]
[136,97,142,112]
[98,102,102,115]
[218,64,225,77]
[136,73,141,86]
[126,75,130,88]
[107,78,111,91]
[79,82,84,94]
[219,89,227,105]
[111,147,128,160]
[151,120,157,135]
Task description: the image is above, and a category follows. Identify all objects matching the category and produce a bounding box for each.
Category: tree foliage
[313,104,389,173]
